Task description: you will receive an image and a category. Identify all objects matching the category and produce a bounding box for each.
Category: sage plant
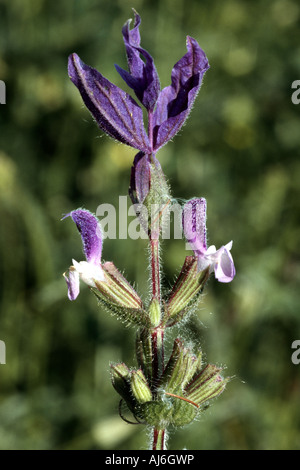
[63,11,235,450]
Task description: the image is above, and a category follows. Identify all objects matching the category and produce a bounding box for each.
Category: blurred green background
[0,0,300,450]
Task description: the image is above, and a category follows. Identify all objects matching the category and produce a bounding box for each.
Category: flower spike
[183,198,236,283]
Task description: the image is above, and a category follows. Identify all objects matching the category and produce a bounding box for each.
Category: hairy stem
[150,238,161,301]
[152,428,166,450]
[149,236,167,450]
[151,326,164,390]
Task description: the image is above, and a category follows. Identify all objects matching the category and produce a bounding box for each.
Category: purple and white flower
[182,198,236,283]
[63,209,105,300]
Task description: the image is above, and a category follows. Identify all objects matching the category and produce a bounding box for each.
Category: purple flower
[182,198,236,283]
[63,209,105,300]
[68,10,209,155]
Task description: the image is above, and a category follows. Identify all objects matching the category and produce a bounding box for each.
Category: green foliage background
[0,0,300,450]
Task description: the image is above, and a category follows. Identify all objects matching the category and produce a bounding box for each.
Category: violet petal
[63,268,80,301]
[152,36,209,150]
[64,209,103,265]
[214,242,236,283]
[182,198,207,254]
[68,53,150,152]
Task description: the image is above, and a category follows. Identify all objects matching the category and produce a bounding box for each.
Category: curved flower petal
[213,242,236,283]
[182,198,207,254]
[183,200,235,283]
[63,209,103,265]
[63,267,80,301]
[68,53,150,152]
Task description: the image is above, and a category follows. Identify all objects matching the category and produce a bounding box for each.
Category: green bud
[164,257,210,327]
[110,363,134,410]
[135,328,153,382]
[130,369,152,404]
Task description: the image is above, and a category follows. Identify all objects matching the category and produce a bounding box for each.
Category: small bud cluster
[111,338,228,430]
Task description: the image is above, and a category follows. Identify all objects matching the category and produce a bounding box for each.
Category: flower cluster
[63,10,236,450]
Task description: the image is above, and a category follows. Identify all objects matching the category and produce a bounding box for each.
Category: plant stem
[149,237,164,384]
[152,428,166,450]
[151,326,164,390]
[150,238,160,301]
[149,237,166,450]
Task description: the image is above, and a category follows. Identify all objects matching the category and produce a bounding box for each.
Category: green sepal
[164,257,210,327]
[185,364,229,406]
[91,261,151,327]
[135,328,153,383]
[110,362,135,412]
[140,397,198,429]
[149,298,161,327]
[159,338,202,393]
[130,369,152,404]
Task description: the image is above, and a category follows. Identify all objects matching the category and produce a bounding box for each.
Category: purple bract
[68,10,209,155]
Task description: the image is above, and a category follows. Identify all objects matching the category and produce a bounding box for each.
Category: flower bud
[110,363,134,410]
[135,328,153,382]
[129,152,171,239]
